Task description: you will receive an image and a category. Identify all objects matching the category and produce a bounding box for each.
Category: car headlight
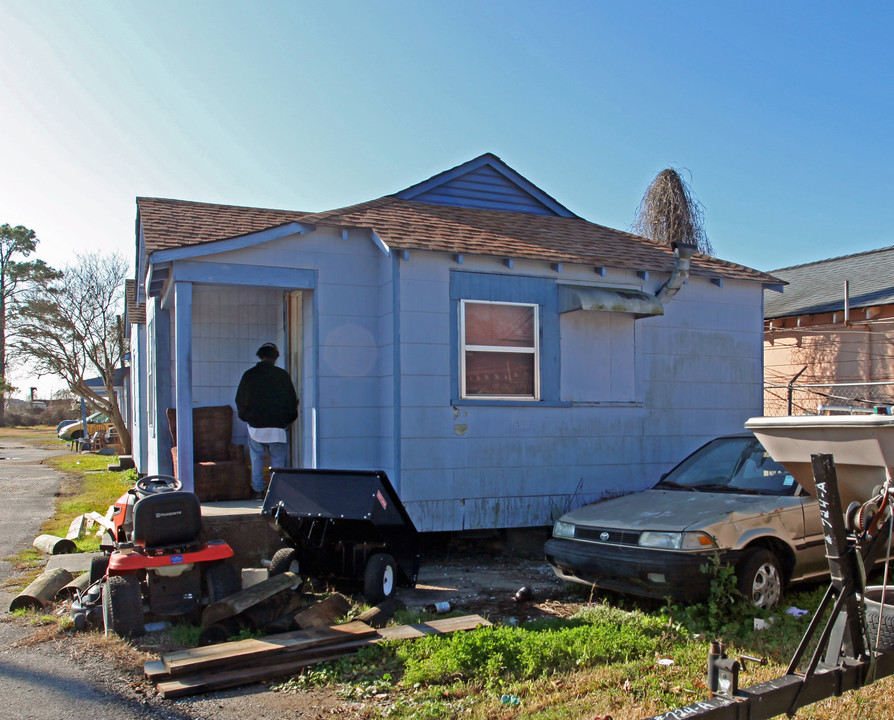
[553,520,576,539]
[638,531,716,550]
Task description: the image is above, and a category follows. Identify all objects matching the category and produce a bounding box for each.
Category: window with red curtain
[461,301,539,398]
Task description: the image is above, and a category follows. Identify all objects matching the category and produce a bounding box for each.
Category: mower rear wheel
[205,562,241,603]
[363,553,397,605]
[89,554,110,584]
[102,575,144,638]
[269,548,300,577]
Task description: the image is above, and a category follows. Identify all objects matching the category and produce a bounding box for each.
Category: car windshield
[656,436,797,495]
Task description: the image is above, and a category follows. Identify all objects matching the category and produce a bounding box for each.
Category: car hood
[561,489,795,533]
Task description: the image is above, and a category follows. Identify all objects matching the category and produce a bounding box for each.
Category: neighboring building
[127,153,780,531]
[764,246,894,415]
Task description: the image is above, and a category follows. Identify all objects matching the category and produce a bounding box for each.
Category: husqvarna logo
[599,531,610,542]
[155,510,182,519]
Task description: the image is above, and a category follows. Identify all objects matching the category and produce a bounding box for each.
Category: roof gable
[394,153,576,218]
[765,245,894,319]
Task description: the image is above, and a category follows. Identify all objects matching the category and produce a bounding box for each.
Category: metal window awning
[558,284,664,318]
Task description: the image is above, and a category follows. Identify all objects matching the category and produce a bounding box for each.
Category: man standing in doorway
[235,342,299,500]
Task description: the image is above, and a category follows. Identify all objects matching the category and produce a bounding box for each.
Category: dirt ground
[4,549,575,720]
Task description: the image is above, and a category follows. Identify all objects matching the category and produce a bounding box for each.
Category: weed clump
[396,612,669,687]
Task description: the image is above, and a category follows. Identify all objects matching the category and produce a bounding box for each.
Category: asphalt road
[0,440,65,601]
[0,440,184,720]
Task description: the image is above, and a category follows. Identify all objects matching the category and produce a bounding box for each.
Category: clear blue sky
[1,1,892,277]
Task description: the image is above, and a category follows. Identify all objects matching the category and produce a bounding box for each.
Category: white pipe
[656,242,697,302]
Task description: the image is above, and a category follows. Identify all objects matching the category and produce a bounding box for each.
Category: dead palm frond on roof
[631,168,714,256]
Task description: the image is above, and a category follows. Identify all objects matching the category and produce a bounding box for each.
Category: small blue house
[127,154,781,532]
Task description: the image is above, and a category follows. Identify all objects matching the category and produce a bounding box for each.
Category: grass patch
[42,455,136,552]
[271,583,860,719]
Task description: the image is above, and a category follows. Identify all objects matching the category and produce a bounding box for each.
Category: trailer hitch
[708,642,767,700]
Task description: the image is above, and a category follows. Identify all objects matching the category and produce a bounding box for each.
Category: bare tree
[631,168,714,256]
[0,224,60,421]
[16,252,131,453]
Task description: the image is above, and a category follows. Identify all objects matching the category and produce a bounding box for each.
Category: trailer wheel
[737,548,783,609]
[269,548,300,577]
[205,562,240,603]
[363,553,397,605]
[89,554,110,584]
[102,575,145,638]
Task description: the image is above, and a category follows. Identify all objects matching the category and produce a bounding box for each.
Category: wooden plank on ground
[147,614,492,694]
[95,506,115,537]
[352,597,402,629]
[162,620,376,676]
[155,648,357,698]
[66,515,87,541]
[201,571,301,627]
[293,592,351,629]
[377,614,491,641]
[86,511,115,531]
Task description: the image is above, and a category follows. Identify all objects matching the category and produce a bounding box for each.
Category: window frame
[459,299,541,401]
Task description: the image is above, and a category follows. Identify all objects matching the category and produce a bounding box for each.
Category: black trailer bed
[261,468,420,589]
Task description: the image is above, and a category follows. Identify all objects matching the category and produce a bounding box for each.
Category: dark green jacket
[235,361,298,429]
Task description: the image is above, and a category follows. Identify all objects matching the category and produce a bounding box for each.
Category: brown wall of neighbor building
[763,304,894,415]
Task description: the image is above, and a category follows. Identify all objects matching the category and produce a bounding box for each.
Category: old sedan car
[58,411,113,442]
[544,434,827,608]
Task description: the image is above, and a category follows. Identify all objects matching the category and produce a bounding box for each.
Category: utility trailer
[645,415,894,719]
[261,468,420,604]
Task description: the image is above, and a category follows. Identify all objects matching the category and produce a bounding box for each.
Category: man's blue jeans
[247,435,288,492]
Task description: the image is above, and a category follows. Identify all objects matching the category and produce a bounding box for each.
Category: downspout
[655,242,698,302]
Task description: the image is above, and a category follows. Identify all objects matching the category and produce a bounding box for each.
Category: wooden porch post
[173,281,194,491]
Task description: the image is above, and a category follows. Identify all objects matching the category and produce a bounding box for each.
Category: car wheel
[363,553,397,605]
[269,547,300,577]
[205,562,241,603]
[102,575,145,638]
[737,549,783,609]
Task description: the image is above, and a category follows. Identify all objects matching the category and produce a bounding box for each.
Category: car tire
[363,553,397,605]
[102,575,144,638]
[269,547,300,577]
[737,549,783,609]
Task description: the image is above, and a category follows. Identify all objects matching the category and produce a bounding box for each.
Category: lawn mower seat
[132,491,202,549]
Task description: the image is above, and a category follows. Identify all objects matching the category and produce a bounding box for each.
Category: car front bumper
[545,537,738,602]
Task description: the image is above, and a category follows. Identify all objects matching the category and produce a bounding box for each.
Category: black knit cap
[256,342,279,359]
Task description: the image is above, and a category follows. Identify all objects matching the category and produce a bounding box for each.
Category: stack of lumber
[145,614,490,698]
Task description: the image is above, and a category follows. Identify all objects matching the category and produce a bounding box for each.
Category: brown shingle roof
[137,195,778,284]
[124,279,145,325]
[138,197,309,252]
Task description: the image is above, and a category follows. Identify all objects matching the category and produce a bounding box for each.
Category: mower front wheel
[363,553,397,605]
[269,548,300,577]
[205,562,241,603]
[102,575,145,638]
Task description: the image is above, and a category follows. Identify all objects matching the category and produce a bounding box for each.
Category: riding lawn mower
[71,475,240,637]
